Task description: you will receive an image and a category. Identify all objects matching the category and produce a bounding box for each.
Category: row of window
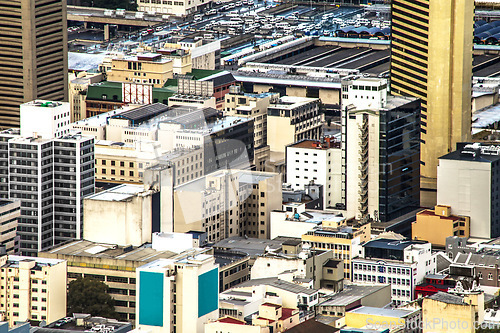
[353,263,410,275]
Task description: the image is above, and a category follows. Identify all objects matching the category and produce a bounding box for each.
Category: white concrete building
[136,249,219,333]
[286,138,342,209]
[351,239,435,306]
[83,184,156,247]
[437,142,500,239]
[20,100,71,139]
[151,232,197,253]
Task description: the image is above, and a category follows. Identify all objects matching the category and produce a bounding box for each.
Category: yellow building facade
[390,0,474,206]
[412,205,470,247]
[302,222,370,279]
[107,54,174,88]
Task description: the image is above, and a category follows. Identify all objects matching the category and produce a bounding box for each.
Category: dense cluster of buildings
[1,0,500,332]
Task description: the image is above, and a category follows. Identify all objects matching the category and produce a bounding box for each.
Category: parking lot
[68,1,389,54]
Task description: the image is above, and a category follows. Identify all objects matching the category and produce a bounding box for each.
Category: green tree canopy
[67,276,120,319]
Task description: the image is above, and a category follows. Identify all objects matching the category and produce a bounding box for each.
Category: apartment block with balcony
[0,255,66,326]
[173,170,282,243]
[286,138,342,209]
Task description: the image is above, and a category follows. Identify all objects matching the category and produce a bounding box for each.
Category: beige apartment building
[174,170,282,242]
[107,54,174,88]
[95,140,160,184]
[39,240,178,323]
[0,0,68,129]
[69,72,103,122]
[0,255,67,326]
[267,96,322,153]
[225,87,279,171]
[390,0,474,206]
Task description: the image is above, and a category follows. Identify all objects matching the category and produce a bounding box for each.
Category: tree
[67,276,120,319]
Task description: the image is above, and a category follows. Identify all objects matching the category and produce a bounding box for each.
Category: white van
[194,14,203,21]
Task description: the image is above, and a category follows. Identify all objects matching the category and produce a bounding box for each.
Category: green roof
[86,81,123,101]
[86,81,174,103]
[189,69,222,80]
[163,78,178,88]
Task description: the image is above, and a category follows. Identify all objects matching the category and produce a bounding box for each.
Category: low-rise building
[422,287,484,333]
[351,239,435,306]
[0,255,67,326]
[34,315,132,333]
[270,208,345,240]
[106,54,174,88]
[214,249,250,292]
[137,0,212,17]
[251,250,343,291]
[317,284,392,318]
[412,205,470,247]
[206,303,299,333]
[302,220,371,279]
[223,277,320,314]
[39,240,179,323]
[344,306,421,332]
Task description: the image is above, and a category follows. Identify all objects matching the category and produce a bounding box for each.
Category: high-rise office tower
[390,0,474,206]
[0,0,68,129]
[0,130,94,256]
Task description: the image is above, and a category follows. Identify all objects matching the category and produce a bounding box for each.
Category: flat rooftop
[319,284,389,307]
[214,236,285,257]
[4,255,64,268]
[264,43,500,78]
[348,306,417,318]
[84,183,146,202]
[41,240,177,262]
[234,277,318,295]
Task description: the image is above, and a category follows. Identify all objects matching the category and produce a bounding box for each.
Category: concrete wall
[84,194,153,246]
[267,116,294,153]
[437,159,492,239]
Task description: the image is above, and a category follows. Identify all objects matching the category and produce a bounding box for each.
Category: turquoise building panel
[198,268,218,317]
[139,271,164,326]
